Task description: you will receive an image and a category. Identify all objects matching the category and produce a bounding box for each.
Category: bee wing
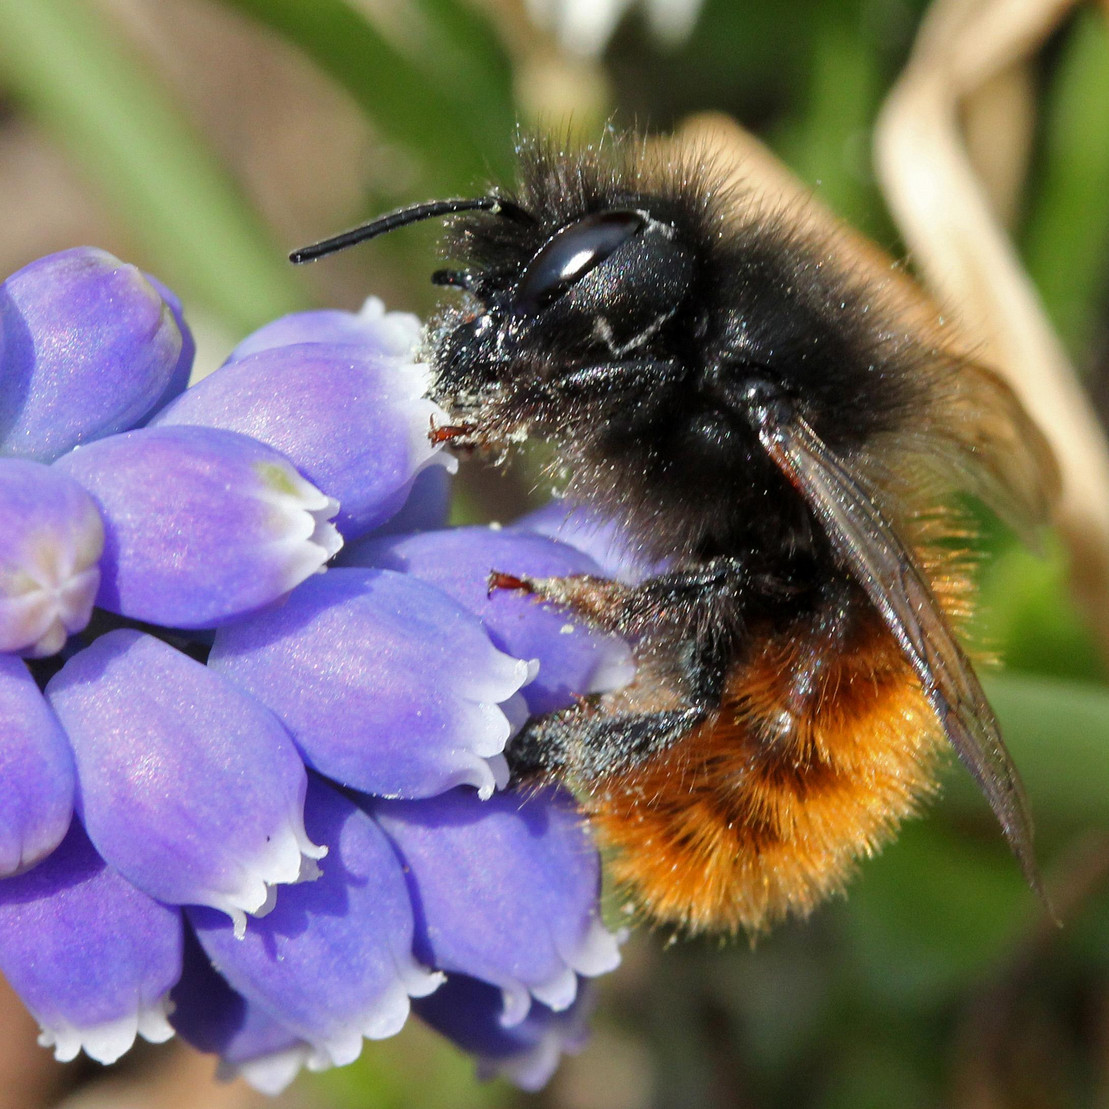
[923,360,1060,543]
[752,400,1041,893]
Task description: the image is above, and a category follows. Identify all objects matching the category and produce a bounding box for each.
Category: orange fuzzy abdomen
[584,604,947,936]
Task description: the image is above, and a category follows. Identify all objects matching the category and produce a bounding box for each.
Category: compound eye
[514,209,646,316]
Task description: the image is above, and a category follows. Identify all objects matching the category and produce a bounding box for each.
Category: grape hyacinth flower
[0,248,628,1093]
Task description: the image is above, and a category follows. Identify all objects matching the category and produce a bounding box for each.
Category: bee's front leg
[487,570,632,633]
[489,556,747,641]
[492,560,748,781]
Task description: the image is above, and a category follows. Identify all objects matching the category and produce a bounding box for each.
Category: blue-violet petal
[152,341,452,540]
[189,779,441,1070]
[0,458,102,656]
[172,928,312,1095]
[140,273,196,417]
[415,973,593,1091]
[0,248,183,460]
[45,630,325,933]
[210,568,531,799]
[353,527,634,715]
[0,654,75,876]
[0,820,182,1063]
[224,297,421,363]
[513,497,669,584]
[53,424,341,627]
[372,786,621,1025]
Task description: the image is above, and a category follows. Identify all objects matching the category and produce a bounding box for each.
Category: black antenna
[289,197,533,264]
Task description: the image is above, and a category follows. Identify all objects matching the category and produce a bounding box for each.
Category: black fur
[428,135,935,570]
[408,135,953,779]
[289,134,1044,856]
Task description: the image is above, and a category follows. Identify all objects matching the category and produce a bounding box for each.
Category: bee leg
[490,556,747,639]
[497,560,744,780]
[506,703,709,781]
[488,570,632,633]
[509,619,735,785]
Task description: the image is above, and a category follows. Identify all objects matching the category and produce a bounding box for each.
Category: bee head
[425,197,703,451]
[289,171,701,450]
[498,208,693,343]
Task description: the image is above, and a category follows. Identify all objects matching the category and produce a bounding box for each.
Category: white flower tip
[257,468,343,591]
[297,854,324,884]
[137,998,176,1045]
[530,965,578,1013]
[298,962,437,1071]
[479,1039,564,1093]
[17,620,67,659]
[308,1028,364,1070]
[404,397,453,472]
[310,512,343,565]
[564,916,623,978]
[471,700,513,756]
[60,566,101,628]
[356,296,423,358]
[500,692,531,738]
[426,448,459,475]
[352,959,442,1049]
[252,884,279,920]
[441,749,507,800]
[38,1026,81,1064]
[38,998,174,1065]
[464,651,537,705]
[499,983,533,1028]
[0,833,60,879]
[356,295,386,322]
[484,753,511,795]
[395,359,433,398]
[0,554,101,657]
[472,760,501,800]
[229,906,249,940]
[209,809,327,928]
[205,816,321,927]
[360,982,412,1042]
[258,461,338,514]
[225,1044,314,1095]
[300,833,329,863]
[403,965,446,1000]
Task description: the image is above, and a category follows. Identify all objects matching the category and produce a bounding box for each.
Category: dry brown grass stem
[875,0,1109,659]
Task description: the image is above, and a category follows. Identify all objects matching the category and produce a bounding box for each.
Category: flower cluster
[0,248,630,1093]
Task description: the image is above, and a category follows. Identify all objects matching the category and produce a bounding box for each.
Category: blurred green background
[1,0,1108,1106]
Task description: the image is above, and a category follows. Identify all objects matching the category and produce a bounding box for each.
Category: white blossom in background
[525,0,704,56]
